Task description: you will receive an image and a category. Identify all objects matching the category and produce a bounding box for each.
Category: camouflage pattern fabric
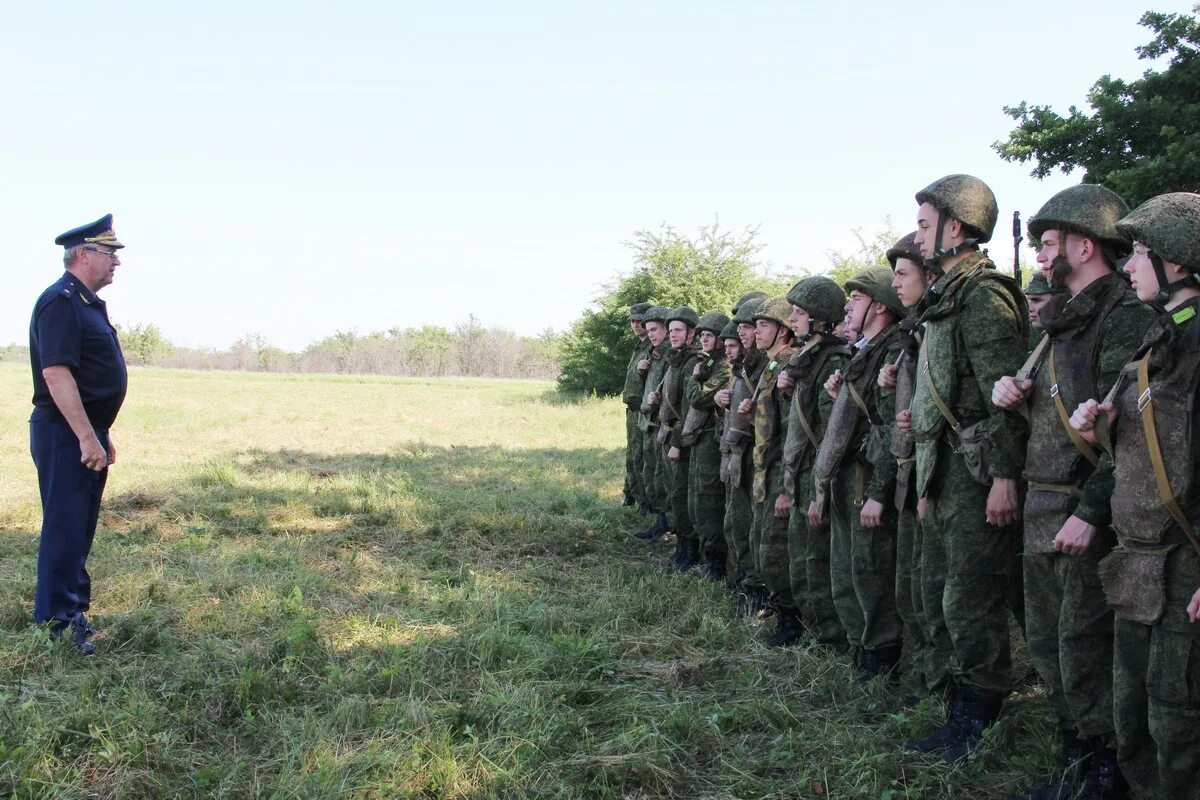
[751,346,797,611]
[685,353,732,562]
[623,337,654,506]
[724,450,755,583]
[640,342,670,518]
[895,505,935,687]
[828,463,866,646]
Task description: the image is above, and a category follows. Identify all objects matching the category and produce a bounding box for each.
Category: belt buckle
[1137,388,1152,412]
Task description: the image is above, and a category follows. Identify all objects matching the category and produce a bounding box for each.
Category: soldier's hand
[79,434,108,472]
[693,362,704,377]
[1053,515,1097,556]
[860,498,885,528]
[917,496,928,521]
[774,493,792,519]
[106,436,117,466]
[648,391,660,406]
[667,446,682,462]
[992,375,1032,410]
[637,358,650,374]
[824,370,843,399]
[896,409,912,433]
[878,364,898,391]
[777,370,794,391]
[986,477,1020,528]
[1071,399,1117,444]
[807,498,827,530]
[1188,588,1200,623]
[737,398,754,416]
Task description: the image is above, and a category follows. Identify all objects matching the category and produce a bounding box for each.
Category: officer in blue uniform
[29,214,128,654]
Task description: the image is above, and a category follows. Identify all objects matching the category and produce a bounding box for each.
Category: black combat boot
[68,612,95,656]
[940,687,1003,763]
[638,502,653,517]
[766,609,803,647]
[674,536,700,572]
[704,549,727,581]
[635,512,667,540]
[1004,728,1086,800]
[1075,741,1127,800]
[726,567,745,593]
[622,491,636,507]
[904,683,965,754]
[857,643,902,683]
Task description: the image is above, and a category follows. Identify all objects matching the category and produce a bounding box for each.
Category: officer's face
[724,339,741,360]
[644,321,667,346]
[699,330,718,352]
[892,258,926,309]
[787,305,811,338]
[668,321,692,349]
[1027,294,1051,329]
[737,322,756,350]
[79,247,119,291]
[914,202,940,258]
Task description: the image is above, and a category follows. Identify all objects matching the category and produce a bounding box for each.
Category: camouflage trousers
[920,444,1018,696]
[641,425,668,518]
[829,462,900,651]
[1113,545,1200,800]
[754,462,795,613]
[662,442,693,538]
[1023,492,1116,739]
[897,503,946,692]
[805,467,847,647]
[688,432,725,562]
[787,465,813,627]
[625,410,647,506]
[723,444,756,587]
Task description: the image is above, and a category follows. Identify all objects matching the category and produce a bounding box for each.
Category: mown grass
[0,363,1056,799]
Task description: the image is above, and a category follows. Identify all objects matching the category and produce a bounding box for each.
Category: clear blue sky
[1,0,1171,350]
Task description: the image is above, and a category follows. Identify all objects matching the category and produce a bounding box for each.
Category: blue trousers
[30,411,108,625]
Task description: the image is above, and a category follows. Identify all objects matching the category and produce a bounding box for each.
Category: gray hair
[63,245,84,269]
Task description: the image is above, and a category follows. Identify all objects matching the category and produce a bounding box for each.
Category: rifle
[1012,211,1023,287]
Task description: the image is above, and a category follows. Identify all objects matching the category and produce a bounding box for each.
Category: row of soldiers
[619,174,1200,800]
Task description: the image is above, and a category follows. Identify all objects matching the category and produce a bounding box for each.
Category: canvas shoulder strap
[1047,343,1101,467]
[1016,334,1050,383]
[920,359,962,434]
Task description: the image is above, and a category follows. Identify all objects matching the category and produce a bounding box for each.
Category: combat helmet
[718,320,740,340]
[666,306,700,328]
[845,265,907,318]
[696,311,731,335]
[786,276,846,325]
[1116,192,1200,302]
[628,301,653,321]
[732,290,769,315]
[752,296,793,327]
[916,174,999,273]
[886,231,924,270]
[1027,184,1131,262]
[1024,271,1058,296]
[732,298,764,326]
[641,305,670,324]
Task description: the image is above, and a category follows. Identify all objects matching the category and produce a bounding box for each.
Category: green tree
[118,323,174,366]
[994,6,1200,206]
[824,221,898,287]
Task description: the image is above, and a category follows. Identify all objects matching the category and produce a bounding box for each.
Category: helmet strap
[1151,250,1199,304]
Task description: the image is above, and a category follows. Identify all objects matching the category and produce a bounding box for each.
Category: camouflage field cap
[666,306,700,328]
[1027,184,1131,257]
[719,320,740,340]
[695,311,731,335]
[845,265,907,318]
[1025,271,1058,295]
[916,174,999,242]
[752,296,792,327]
[732,298,764,325]
[886,231,923,269]
[1116,192,1200,273]
[731,290,769,315]
[628,301,653,321]
[786,276,846,324]
[641,305,671,324]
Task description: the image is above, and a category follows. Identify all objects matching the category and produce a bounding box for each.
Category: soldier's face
[724,339,741,360]
[1125,242,1184,303]
[737,322,756,350]
[754,319,779,350]
[699,330,718,351]
[835,320,853,344]
[845,290,873,336]
[630,320,646,338]
[787,305,811,338]
[668,321,692,349]
[644,321,666,345]
[892,258,926,309]
[915,202,940,258]
[1027,294,1051,329]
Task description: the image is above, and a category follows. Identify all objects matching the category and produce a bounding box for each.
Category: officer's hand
[106,436,117,466]
[992,376,1033,410]
[1188,587,1200,623]
[860,498,885,528]
[807,498,827,530]
[824,370,843,399]
[648,391,660,406]
[667,446,681,462]
[79,434,108,472]
[777,370,794,391]
[1071,399,1117,444]
[637,358,650,374]
[1053,515,1096,556]
[896,409,912,433]
[917,496,928,522]
[986,477,1020,527]
[737,398,754,417]
[774,493,792,519]
[714,388,733,409]
[878,364,898,391]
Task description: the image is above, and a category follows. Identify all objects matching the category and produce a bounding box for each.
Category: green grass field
[0,362,1057,799]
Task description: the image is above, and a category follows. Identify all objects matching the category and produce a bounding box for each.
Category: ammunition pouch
[679,406,711,447]
[1098,544,1176,625]
[954,419,994,486]
[656,424,672,446]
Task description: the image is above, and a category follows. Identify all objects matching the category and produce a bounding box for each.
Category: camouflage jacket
[661,342,704,440]
[911,251,1029,495]
[752,344,799,475]
[622,336,653,408]
[782,335,850,502]
[639,342,669,429]
[681,350,733,447]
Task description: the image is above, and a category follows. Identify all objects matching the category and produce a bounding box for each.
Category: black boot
[674,536,700,572]
[1076,741,1127,800]
[635,512,667,540]
[766,609,803,647]
[904,683,966,754]
[940,687,1003,763]
[857,643,902,683]
[68,612,95,656]
[726,567,745,593]
[622,491,636,507]
[638,502,653,517]
[704,549,727,581]
[1004,729,1086,800]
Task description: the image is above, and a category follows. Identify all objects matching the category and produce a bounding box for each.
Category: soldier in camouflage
[994,185,1153,800]
[1071,192,1200,800]
[636,306,672,540]
[902,174,1029,762]
[716,320,747,582]
[660,307,705,570]
[777,277,850,648]
[682,311,733,578]
[623,302,655,513]
[1025,271,1060,345]
[813,266,906,677]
